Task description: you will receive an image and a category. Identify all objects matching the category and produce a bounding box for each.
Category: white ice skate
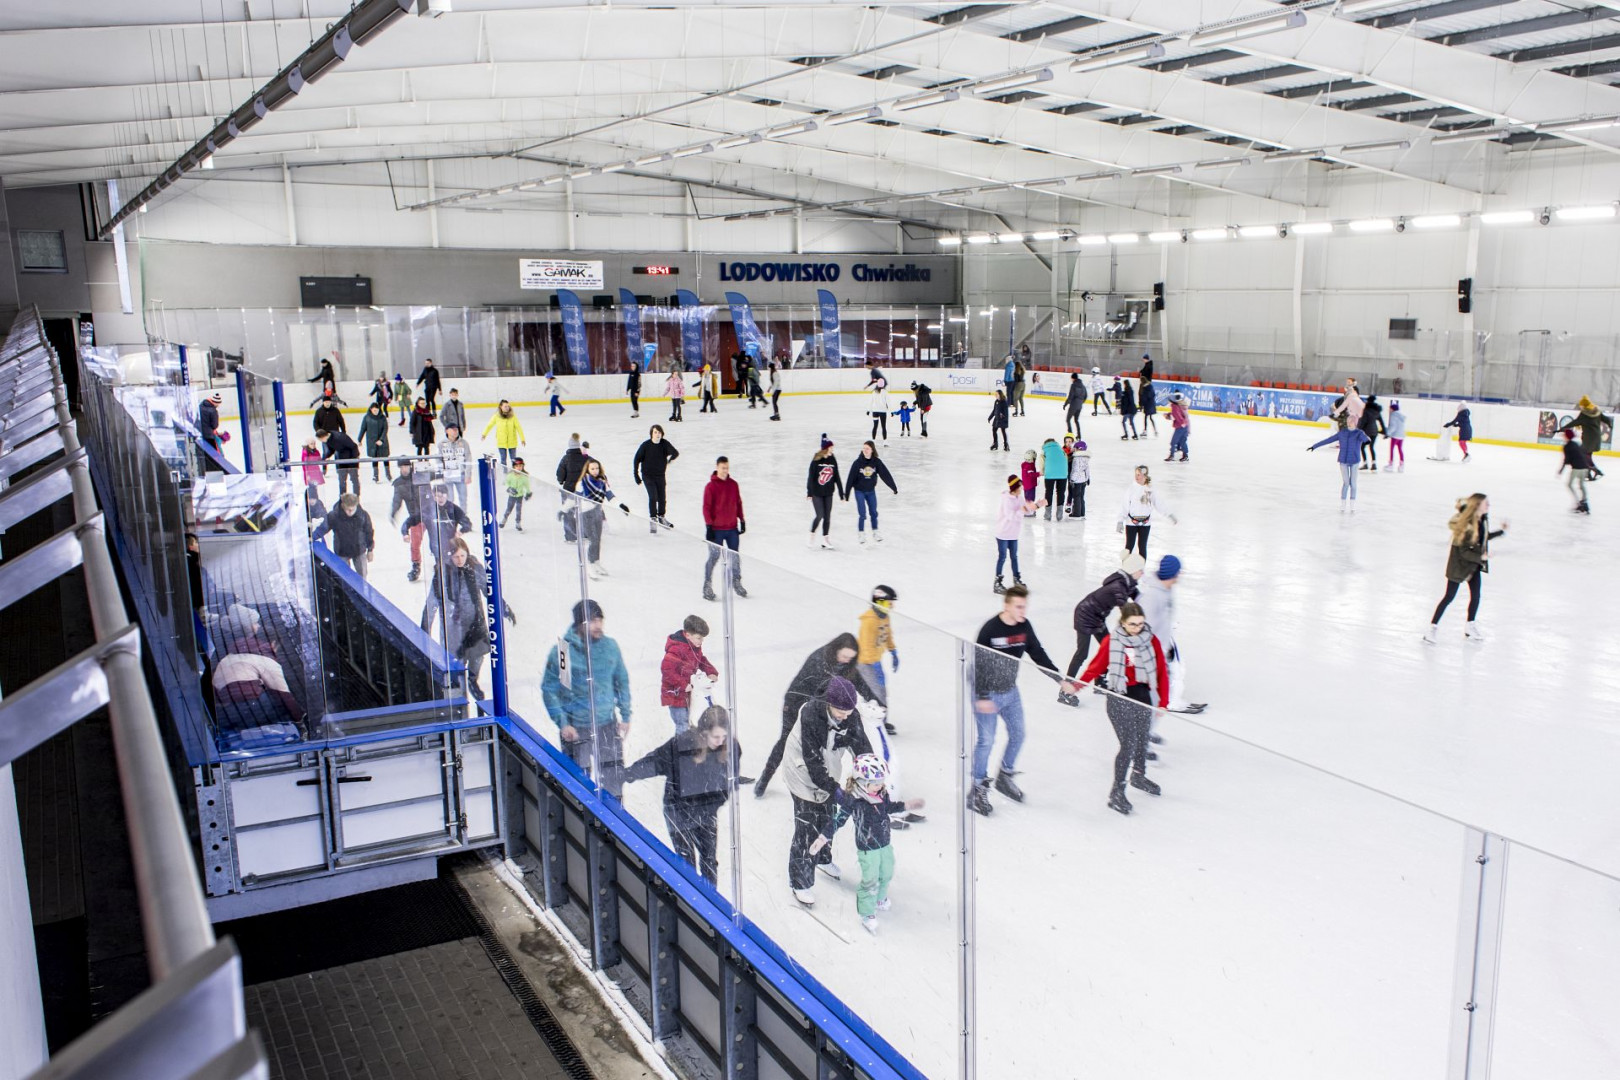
[861,916,880,936]
[793,888,816,906]
[806,533,817,548]
[873,530,883,543]
[588,563,607,580]
[1422,624,1439,645]
[818,861,842,881]
[820,536,835,550]
[1465,622,1486,642]
[876,897,892,911]
[858,533,867,545]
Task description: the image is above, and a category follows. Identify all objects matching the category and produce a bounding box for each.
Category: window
[17,230,68,273]
[1388,318,1417,341]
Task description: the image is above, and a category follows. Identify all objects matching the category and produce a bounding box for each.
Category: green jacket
[505,470,533,499]
[1570,407,1612,451]
[542,625,632,728]
[1445,515,1503,582]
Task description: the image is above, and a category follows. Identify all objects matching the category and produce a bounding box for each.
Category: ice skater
[1077,601,1168,815]
[1090,367,1113,416]
[577,459,628,579]
[1061,552,1145,694]
[1040,438,1068,520]
[416,359,441,411]
[856,585,900,724]
[1386,400,1407,471]
[633,424,680,533]
[621,705,740,887]
[659,615,719,733]
[1118,466,1176,556]
[807,755,925,935]
[1063,373,1086,436]
[993,475,1045,594]
[806,436,844,548]
[1559,430,1592,514]
[698,365,719,413]
[409,397,435,455]
[701,457,747,602]
[754,634,880,798]
[665,370,686,422]
[1308,415,1373,504]
[988,389,1010,451]
[867,375,891,441]
[845,441,898,543]
[1563,396,1611,479]
[422,536,513,700]
[1139,374,1159,437]
[481,399,526,467]
[768,361,783,421]
[1165,392,1190,461]
[1358,394,1385,471]
[626,364,641,417]
[1067,439,1092,518]
[1422,493,1508,645]
[1118,377,1139,440]
[969,584,1078,815]
[392,373,411,426]
[545,374,567,416]
[358,402,391,482]
[1137,554,1204,714]
[1443,402,1473,462]
[499,456,531,530]
[1331,377,1364,429]
[893,401,915,436]
[783,676,874,905]
[909,381,933,437]
[1020,452,1039,515]
[542,599,632,796]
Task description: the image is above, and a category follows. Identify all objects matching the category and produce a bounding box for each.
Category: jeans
[703,528,741,586]
[497,446,516,467]
[971,688,1026,781]
[549,395,565,416]
[1065,407,1082,436]
[1169,428,1189,457]
[668,705,690,733]
[582,505,604,563]
[666,805,719,885]
[563,725,624,797]
[995,538,1020,579]
[337,465,361,496]
[502,494,523,526]
[447,479,468,510]
[345,553,368,580]
[858,661,887,706]
[1339,463,1359,500]
[853,488,878,532]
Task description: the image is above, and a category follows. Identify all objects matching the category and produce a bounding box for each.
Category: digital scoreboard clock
[633,265,679,275]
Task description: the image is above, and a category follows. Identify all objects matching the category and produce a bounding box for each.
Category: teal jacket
[542,625,632,728]
[1040,441,1068,479]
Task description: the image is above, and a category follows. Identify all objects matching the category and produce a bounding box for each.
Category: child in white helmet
[808,755,924,935]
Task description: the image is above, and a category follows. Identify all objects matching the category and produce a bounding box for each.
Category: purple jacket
[1310,428,1371,465]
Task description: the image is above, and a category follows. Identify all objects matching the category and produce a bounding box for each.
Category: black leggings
[990,424,1009,450]
[644,474,667,519]
[771,389,781,417]
[1107,685,1153,786]
[1044,478,1067,510]
[1432,571,1482,624]
[871,412,888,440]
[670,398,684,421]
[789,796,835,890]
[1361,434,1378,463]
[1124,524,1150,557]
[630,388,640,413]
[809,495,833,535]
[1069,481,1088,517]
[1066,628,1107,679]
[665,805,719,885]
[755,709,799,793]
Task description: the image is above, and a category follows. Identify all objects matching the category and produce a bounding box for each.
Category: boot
[1398,463,1405,472]
[807,532,817,547]
[1422,624,1438,645]
[1464,622,1486,642]
[820,536,835,549]
[734,581,749,598]
[994,770,1024,803]
[969,779,994,816]
[1129,770,1161,796]
[1164,454,1175,462]
[1013,577,1026,589]
[992,575,1006,594]
[1057,689,1080,707]
[1108,783,1132,815]
[703,583,717,602]
[651,520,661,534]
[407,562,420,582]
[1371,463,1378,472]
[858,532,867,545]
[1043,507,1052,520]
[873,530,883,543]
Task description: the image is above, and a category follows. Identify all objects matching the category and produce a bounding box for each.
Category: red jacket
[660,631,719,706]
[1078,634,1170,708]
[702,473,744,530]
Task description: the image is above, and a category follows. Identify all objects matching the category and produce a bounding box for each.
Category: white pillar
[1462,216,1481,397]
[1292,232,1306,369]
[426,160,440,249]
[565,182,576,251]
[282,161,297,246]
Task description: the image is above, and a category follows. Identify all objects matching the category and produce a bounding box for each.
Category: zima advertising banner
[556,289,593,374]
[817,289,842,368]
[519,258,605,290]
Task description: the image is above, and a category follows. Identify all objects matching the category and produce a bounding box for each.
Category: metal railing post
[1448,829,1509,1080]
[233,367,253,472]
[957,640,977,1080]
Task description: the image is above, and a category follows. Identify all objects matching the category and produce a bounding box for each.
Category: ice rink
[297,385,1620,1079]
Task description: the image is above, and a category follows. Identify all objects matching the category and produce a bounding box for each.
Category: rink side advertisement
[1537,409,1614,448]
[1026,371,1340,422]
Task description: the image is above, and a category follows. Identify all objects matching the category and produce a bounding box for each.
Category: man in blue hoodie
[543,599,633,795]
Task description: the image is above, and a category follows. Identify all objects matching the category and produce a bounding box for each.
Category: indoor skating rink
[301,386,1620,1080]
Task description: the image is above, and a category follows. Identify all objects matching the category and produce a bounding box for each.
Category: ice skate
[1164,454,1174,462]
[1371,463,1379,472]
[1422,624,1439,645]
[1013,577,1026,589]
[1056,690,1081,708]
[994,770,1025,803]
[902,810,927,824]
[818,861,842,881]
[873,530,883,543]
[862,916,880,936]
[1465,622,1486,642]
[806,532,817,548]
[702,583,717,602]
[651,520,661,534]
[888,816,910,831]
[820,536,835,549]
[1359,463,1369,471]
[1169,704,1207,714]
[876,897,892,911]
[515,523,523,532]
[883,720,897,735]
[753,778,770,799]
[969,779,994,816]
[407,562,420,582]
[793,888,816,906]
[858,533,867,545]
[1463,453,1471,462]
[1107,784,1133,815]
[734,581,749,598]
[1398,463,1405,473]
[992,575,1006,595]
[1129,771,1161,796]
[592,563,609,578]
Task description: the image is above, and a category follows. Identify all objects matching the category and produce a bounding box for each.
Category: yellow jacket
[857,608,896,664]
[482,412,526,449]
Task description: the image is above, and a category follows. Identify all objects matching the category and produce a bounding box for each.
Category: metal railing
[0,308,265,1079]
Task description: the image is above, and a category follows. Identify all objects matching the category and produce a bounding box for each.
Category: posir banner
[520,258,604,290]
[556,289,593,374]
[676,289,705,371]
[619,288,643,361]
[817,288,842,367]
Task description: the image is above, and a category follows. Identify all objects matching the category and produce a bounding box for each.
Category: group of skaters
[643,348,786,424]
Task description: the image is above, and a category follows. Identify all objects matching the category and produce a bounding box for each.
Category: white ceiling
[6,0,1620,232]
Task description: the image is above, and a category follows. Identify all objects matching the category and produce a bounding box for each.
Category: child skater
[893,400,915,436]
[807,754,925,935]
[545,374,567,417]
[1386,400,1408,472]
[1559,430,1592,514]
[1422,493,1508,644]
[621,705,740,887]
[1021,452,1040,515]
[988,389,1010,451]
[1068,440,1092,518]
[500,456,532,530]
[1307,414,1372,507]
[993,475,1046,593]
[665,369,686,422]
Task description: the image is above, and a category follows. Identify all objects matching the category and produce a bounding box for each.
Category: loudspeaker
[1153,281,1165,311]
[592,295,615,309]
[1457,277,1472,314]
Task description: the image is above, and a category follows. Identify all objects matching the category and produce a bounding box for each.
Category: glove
[738,519,747,534]
[889,650,900,672]
[1306,445,1316,452]
[705,526,716,542]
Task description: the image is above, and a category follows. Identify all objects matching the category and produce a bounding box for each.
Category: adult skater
[1068,439,1092,518]
[988,389,1011,451]
[1165,392,1190,462]
[310,356,337,394]
[659,614,719,733]
[312,392,346,437]
[1118,377,1139,440]
[481,399,526,468]
[358,401,391,482]
[1077,601,1169,815]
[1308,415,1373,505]
[422,536,513,700]
[555,433,589,494]
[621,705,739,887]
[1010,355,1027,417]
[392,373,411,426]
[783,676,874,904]
[1559,431,1591,514]
[415,358,441,411]
[867,376,891,442]
[399,482,473,568]
[665,369,686,422]
[316,427,362,496]
[992,475,1045,594]
[1118,466,1176,557]
[1358,394,1386,471]
[768,361,782,421]
[390,461,431,580]
[577,459,625,579]
[970,584,1079,815]
[1563,396,1612,479]
[1331,377,1364,429]
[409,397,435,455]
[1090,367,1113,416]
[701,456,748,602]
[909,380,933,437]
[1063,373,1086,436]
[745,361,766,409]
[1062,552,1146,693]
[626,364,642,418]
[198,392,224,462]
[844,441,898,543]
[544,374,567,417]
[1136,554,1204,713]
[370,373,392,411]
[542,599,632,796]
[440,424,472,509]
[1040,437,1068,521]
[1139,374,1159,437]
[754,633,880,797]
[1139,352,1155,381]
[438,388,467,441]
[1444,402,1474,462]
[1422,494,1508,644]
[856,584,900,717]
[1386,400,1408,471]
[806,435,844,549]
[1001,354,1017,404]
[312,493,375,579]
[697,365,719,413]
[633,424,680,533]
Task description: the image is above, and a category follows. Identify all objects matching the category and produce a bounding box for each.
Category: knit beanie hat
[824,676,858,711]
[208,392,222,403]
[1579,395,1595,410]
[1121,552,1147,576]
[820,433,834,450]
[1156,554,1182,580]
[1007,475,1022,492]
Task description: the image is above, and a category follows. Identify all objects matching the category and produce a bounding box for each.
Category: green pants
[856,845,896,918]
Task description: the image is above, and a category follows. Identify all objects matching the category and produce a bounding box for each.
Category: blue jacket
[542,625,632,728]
[1003,359,1015,384]
[1444,408,1473,441]
[1040,441,1068,478]
[1310,428,1371,465]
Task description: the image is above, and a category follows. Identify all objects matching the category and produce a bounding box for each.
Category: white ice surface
[302,388,1620,1080]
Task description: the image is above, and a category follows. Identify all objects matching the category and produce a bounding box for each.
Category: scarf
[1108,627,1158,696]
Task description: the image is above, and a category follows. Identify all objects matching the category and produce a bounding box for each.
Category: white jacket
[1387,411,1408,439]
[869,388,890,414]
[1118,481,1174,527]
[1137,576,1177,652]
[1089,372,1110,396]
[1069,451,1092,484]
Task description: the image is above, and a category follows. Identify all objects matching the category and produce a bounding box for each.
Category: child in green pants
[501,457,532,530]
[809,754,924,935]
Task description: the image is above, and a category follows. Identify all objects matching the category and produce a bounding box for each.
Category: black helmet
[871,584,898,604]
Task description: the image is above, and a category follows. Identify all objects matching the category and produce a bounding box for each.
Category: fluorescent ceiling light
[948,317,969,323]
[138,203,148,213]
[765,121,818,139]
[1268,148,1327,161]
[938,236,963,246]
[895,89,961,112]
[715,134,761,150]
[1537,115,1620,134]
[600,162,628,173]
[670,144,713,159]
[1190,228,1229,241]
[542,175,566,185]
[1071,41,1166,75]
[1291,221,1334,235]
[1411,214,1461,229]
[1340,139,1412,154]
[1338,0,1422,14]
[827,107,882,126]
[1432,127,1509,145]
[975,69,1053,96]
[1030,230,1064,241]
[997,233,1027,243]
[1147,230,1183,243]
[1555,204,1617,221]
[568,169,594,180]
[1238,225,1280,239]
[1348,218,1396,232]
[1189,10,1305,48]
[964,234,993,244]
[1108,233,1140,244]
[1195,157,1252,170]
[1019,178,1068,191]
[634,153,670,166]
[1480,209,1534,225]
[1132,165,1183,178]
[927,324,943,329]
[1077,234,1108,245]
[200,153,215,169]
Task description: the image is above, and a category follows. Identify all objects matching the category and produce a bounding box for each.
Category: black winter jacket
[556,447,588,490]
[1073,571,1139,635]
[807,455,844,499]
[782,637,879,724]
[988,397,1009,428]
[622,730,741,814]
[313,507,375,558]
[313,403,346,436]
[401,499,472,558]
[912,383,933,409]
[390,471,430,523]
[321,430,360,465]
[844,455,897,495]
[416,365,441,396]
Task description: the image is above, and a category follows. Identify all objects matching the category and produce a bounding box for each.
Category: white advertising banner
[519,259,605,290]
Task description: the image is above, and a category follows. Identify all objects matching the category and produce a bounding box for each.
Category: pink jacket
[1021,461,1038,490]
[995,492,1029,542]
[665,373,685,399]
[301,447,324,487]
[1170,400,1189,428]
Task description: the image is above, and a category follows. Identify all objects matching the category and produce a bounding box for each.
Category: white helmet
[1091,366,1101,374]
